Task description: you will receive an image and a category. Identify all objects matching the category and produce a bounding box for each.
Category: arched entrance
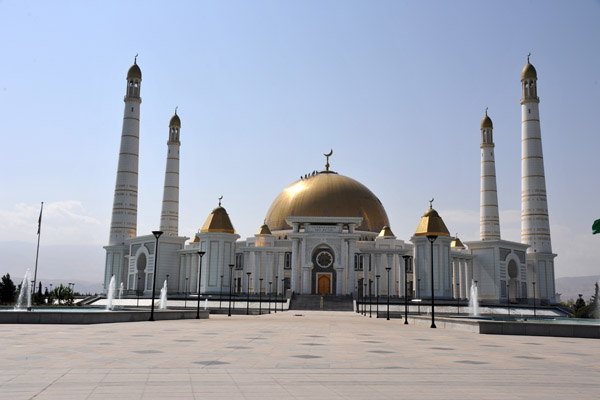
[507,259,519,303]
[317,274,331,295]
[136,253,147,294]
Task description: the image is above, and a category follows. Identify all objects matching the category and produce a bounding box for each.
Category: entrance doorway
[317,274,331,295]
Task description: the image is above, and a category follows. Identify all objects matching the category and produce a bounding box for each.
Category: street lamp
[137,276,141,308]
[369,279,373,318]
[274,275,278,313]
[246,272,251,315]
[219,275,224,309]
[375,275,380,318]
[185,277,189,308]
[426,234,438,328]
[268,281,272,314]
[402,255,410,325]
[228,264,234,317]
[259,278,263,315]
[196,251,205,319]
[532,281,537,317]
[281,277,285,312]
[507,283,510,319]
[456,282,460,316]
[385,267,391,321]
[363,282,367,316]
[149,230,163,322]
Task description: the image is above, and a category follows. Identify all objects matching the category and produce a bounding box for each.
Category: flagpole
[33,202,43,296]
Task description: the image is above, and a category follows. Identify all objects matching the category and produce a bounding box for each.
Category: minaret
[108,57,142,245]
[520,56,552,253]
[480,109,501,240]
[159,110,181,236]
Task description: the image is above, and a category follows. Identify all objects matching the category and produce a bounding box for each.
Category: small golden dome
[481,114,493,129]
[256,223,272,235]
[521,62,537,81]
[127,62,142,80]
[169,113,181,128]
[451,235,465,248]
[264,172,390,233]
[200,206,236,234]
[414,207,450,237]
[378,226,395,238]
[190,234,200,243]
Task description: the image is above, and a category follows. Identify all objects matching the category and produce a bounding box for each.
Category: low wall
[479,321,600,339]
[406,315,480,333]
[0,309,209,324]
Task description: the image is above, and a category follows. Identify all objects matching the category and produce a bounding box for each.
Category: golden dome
[200,206,236,234]
[127,62,142,80]
[169,113,181,127]
[264,172,390,233]
[521,62,537,81]
[414,207,450,237]
[378,226,395,238]
[451,235,465,248]
[256,223,272,235]
[481,113,493,129]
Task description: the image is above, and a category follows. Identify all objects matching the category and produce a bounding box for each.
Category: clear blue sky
[1,1,599,282]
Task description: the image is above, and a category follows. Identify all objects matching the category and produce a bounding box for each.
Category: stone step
[290,294,354,311]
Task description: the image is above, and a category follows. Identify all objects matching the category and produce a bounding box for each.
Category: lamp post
[363,282,367,316]
[219,274,224,309]
[369,279,373,318]
[228,264,234,317]
[507,283,510,319]
[246,272,251,315]
[281,277,285,312]
[426,234,438,328]
[385,267,391,321]
[402,255,410,325]
[259,278,263,315]
[456,283,460,316]
[532,281,536,317]
[149,230,163,322]
[196,251,205,319]
[137,276,141,308]
[375,275,380,318]
[274,275,278,313]
[268,281,272,314]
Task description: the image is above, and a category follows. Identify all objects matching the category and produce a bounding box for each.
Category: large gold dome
[264,172,390,233]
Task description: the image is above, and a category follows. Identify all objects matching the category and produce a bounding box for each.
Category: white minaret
[108,57,142,245]
[159,110,181,236]
[520,56,551,253]
[520,56,556,303]
[480,109,501,240]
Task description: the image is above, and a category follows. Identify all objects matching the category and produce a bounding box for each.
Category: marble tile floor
[0,311,598,399]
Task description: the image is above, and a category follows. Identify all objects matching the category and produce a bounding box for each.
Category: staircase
[290,294,354,311]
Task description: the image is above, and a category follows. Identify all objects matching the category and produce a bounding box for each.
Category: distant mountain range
[556,275,600,302]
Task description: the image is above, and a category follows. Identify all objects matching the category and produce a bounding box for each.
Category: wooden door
[318,275,331,295]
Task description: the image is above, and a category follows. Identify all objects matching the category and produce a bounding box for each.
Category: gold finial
[174,106,178,115]
[218,195,223,206]
[527,52,531,63]
[485,107,488,116]
[134,53,138,64]
[429,197,434,209]
[324,149,333,172]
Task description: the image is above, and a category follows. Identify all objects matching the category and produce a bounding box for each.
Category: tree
[574,283,599,319]
[0,274,17,304]
[574,294,586,315]
[48,284,74,306]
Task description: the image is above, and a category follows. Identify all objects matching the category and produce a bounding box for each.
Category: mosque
[103,57,557,306]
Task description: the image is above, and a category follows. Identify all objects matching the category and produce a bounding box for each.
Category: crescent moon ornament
[324,149,333,172]
[218,195,223,206]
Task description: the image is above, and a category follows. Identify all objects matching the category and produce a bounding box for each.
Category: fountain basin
[0,308,209,324]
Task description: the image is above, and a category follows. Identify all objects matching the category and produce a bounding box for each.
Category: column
[335,267,343,295]
[291,239,299,293]
[348,239,356,295]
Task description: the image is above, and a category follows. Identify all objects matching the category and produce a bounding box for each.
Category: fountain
[119,282,124,301]
[106,276,116,311]
[15,269,32,311]
[469,280,479,316]
[159,280,168,309]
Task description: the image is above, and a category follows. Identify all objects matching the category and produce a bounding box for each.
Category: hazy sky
[1,1,599,283]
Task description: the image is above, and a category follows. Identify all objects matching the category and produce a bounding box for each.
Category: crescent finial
[218,195,223,206]
[429,197,434,209]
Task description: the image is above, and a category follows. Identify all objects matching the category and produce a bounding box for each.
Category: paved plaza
[1,311,599,399]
